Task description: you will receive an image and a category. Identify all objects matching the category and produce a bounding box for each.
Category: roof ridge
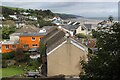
[70,38,88,52]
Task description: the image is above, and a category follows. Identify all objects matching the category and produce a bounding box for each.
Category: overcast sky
[1,1,119,17]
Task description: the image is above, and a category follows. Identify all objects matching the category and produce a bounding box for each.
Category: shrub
[2,60,7,68]
[76,33,87,38]
[2,51,15,60]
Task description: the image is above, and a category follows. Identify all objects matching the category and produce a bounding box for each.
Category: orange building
[1,41,19,53]
[19,33,44,51]
[1,33,45,53]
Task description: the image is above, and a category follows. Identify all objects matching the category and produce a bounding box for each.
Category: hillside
[1,6,55,19]
[56,13,84,19]
[1,6,83,20]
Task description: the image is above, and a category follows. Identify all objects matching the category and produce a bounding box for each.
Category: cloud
[1,2,118,17]
[1,0,120,2]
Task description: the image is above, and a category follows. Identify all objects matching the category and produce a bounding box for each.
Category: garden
[1,48,41,78]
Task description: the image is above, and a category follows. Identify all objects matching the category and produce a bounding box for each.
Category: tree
[108,15,114,22]
[2,51,15,60]
[39,41,46,56]
[2,26,10,39]
[2,20,16,39]
[92,29,100,38]
[80,22,120,80]
[2,26,16,39]
[14,48,29,62]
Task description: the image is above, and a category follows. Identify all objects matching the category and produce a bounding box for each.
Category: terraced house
[40,27,88,77]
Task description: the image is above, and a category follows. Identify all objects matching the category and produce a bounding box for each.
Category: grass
[0,66,25,78]
[0,64,38,78]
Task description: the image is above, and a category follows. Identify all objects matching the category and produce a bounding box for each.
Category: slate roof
[40,28,66,53]
[40,26,56,34]
[11,26,56,37]
[41,27,88,54]
[84,24,92,30]
[10,32,46,37]
[15,25,40,33]
[62,25,80,30]
[19,32,46,36]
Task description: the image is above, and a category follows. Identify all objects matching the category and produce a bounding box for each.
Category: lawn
[0,64,38,78]
[0,67,25,78]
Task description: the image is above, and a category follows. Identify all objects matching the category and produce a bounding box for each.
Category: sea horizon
[86,17,118,21]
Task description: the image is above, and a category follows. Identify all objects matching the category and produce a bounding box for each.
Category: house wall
[19,36,44,50]
[10,36,20,42]
[16,23,25,28]
[1,35,44,53]
[47,42,87,77]
[2,44,19,53]
[76,26,87,35]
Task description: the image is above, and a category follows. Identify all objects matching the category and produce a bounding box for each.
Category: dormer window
[32,37,35,41]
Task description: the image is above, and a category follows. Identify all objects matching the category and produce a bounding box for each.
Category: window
[6,45,9,50]
[12,45,16,49]
[23,44,29,48]
[81,27,84,31]
[88,29,90,31]
[32,37,35,41]
[32,44,37,47]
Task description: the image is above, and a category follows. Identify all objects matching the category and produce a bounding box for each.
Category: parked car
[25,71,42,78]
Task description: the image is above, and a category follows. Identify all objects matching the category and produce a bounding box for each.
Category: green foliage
[2,6,15,18]
[28,59,40,69]
[2,60,8,68]
[1,66,25,77]
[92,29,99,38]
[56,13,80,19]
[2,48,29,63]
[39,42,46,55]
[81,22,120,80]
[108,15,114,22]
[2,51,15,60]
[76,33,87,38]
[14,48,29,62]
[2,24,16,39]
[1,6,56,28]
[1,6,25,18]
[38,19,53,28]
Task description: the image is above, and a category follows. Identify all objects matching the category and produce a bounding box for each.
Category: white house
[76,25,88,35]
[0,15,5,20]
[60,24,88,36]
[22,12,30,15]
[9,15,18,20]
[51,16,63,25]
[29,16,37,20]
[15,21,25,28]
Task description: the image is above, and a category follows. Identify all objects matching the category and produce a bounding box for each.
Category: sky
[1,0,119,17]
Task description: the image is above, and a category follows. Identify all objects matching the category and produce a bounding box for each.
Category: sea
[85,17,118,21]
